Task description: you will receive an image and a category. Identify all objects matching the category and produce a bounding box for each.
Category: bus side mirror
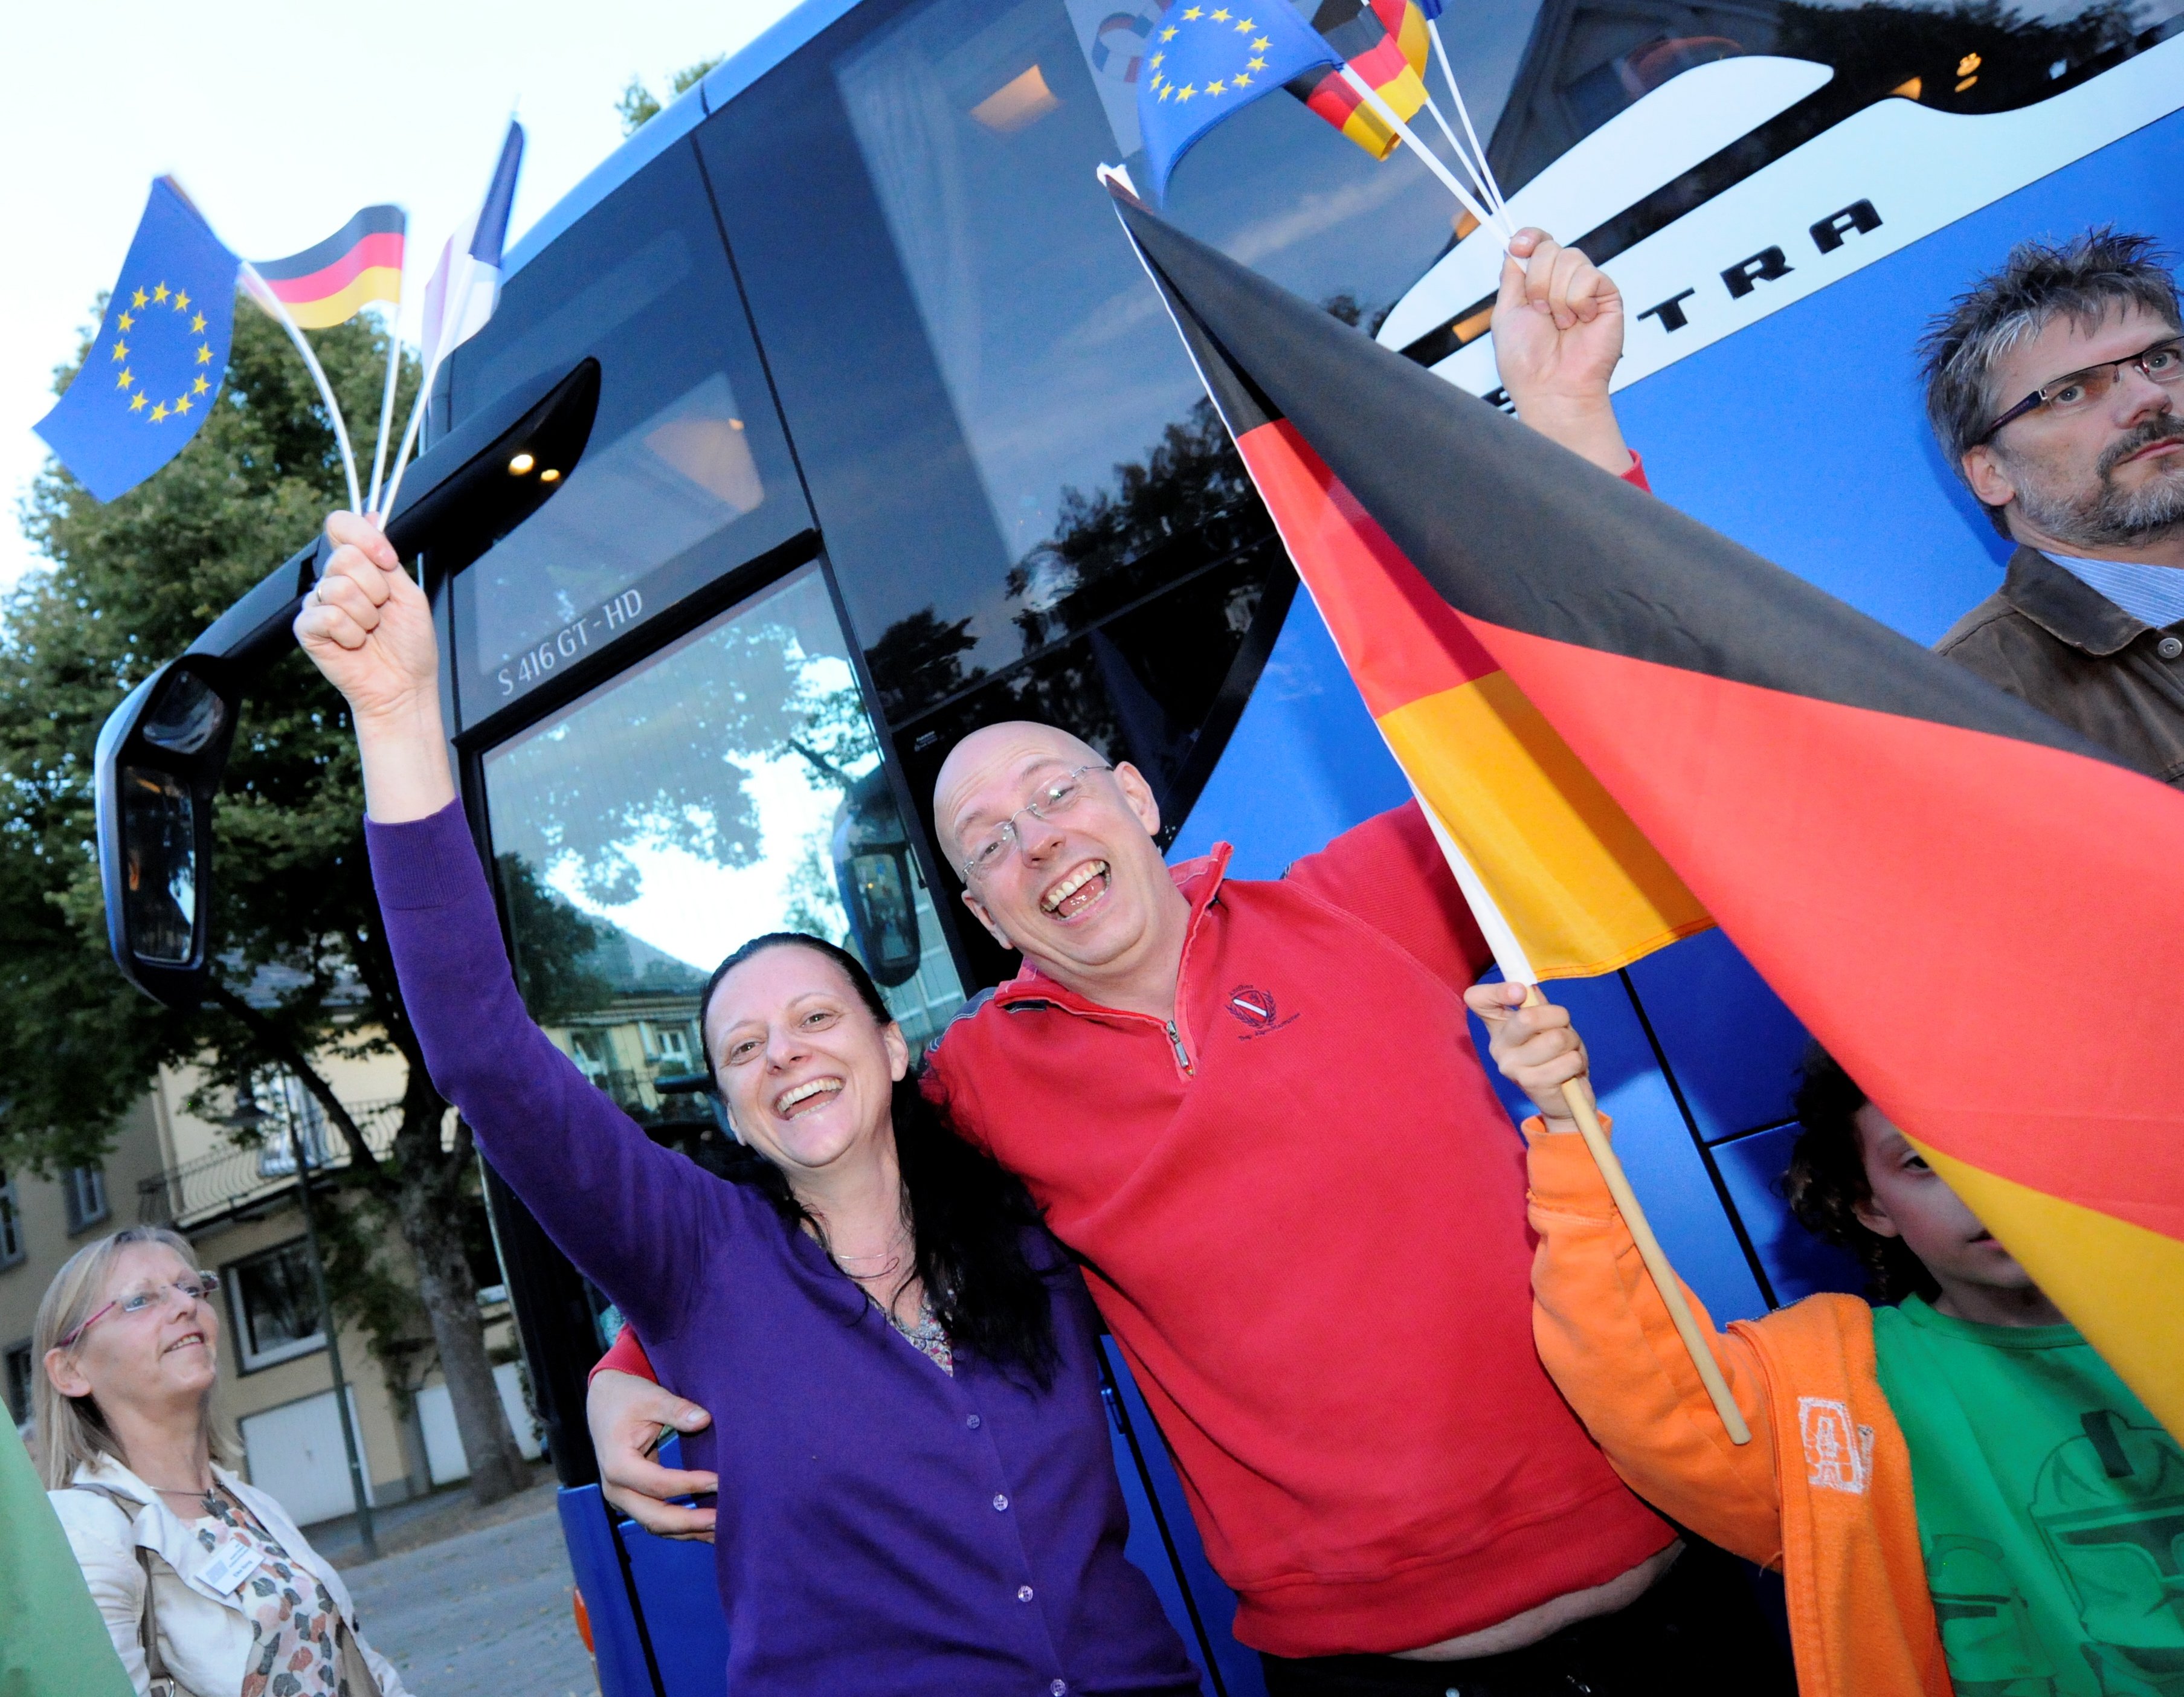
[831,774,922,989]
[89,358,601,1011]
[94,658,241,1010]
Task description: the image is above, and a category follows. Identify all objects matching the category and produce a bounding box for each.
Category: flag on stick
[381,119,524,516]
[1109,173,1740,1436]
[1286,0,1428,157]
[252,205,405,329]
[419,120,522,370]
[1112,186,2184,1440]
[1107,183,1707,980]
[1138,0,1336,200]
[34,178,238,503]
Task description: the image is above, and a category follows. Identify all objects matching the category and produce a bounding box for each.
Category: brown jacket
[1936,545,2184,785]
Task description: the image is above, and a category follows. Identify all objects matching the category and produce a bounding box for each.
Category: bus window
[707,0,1292,732]
[445,142,811,732]
[480,564,968,1129]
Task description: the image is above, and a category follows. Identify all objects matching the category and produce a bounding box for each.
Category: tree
[1,301,530,1505]
[616,56,727,135]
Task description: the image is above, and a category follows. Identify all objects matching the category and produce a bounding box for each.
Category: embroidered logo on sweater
[1224,985,1299,1039]
[1800,1396,1876,1493]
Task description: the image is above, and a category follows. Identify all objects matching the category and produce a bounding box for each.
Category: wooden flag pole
[1522,984,1752,1444]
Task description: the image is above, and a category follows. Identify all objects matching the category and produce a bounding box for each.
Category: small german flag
[1113,185,2184,1440]
[1287,0,1431,158]
[253,205,405,329]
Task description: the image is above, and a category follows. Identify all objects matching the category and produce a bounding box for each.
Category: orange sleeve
[1525,1120,1785,1568]
[591,1324,657,1384]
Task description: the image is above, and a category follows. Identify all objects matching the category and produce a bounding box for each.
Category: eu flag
[36,178,239,503]
[1138,0,1338,201]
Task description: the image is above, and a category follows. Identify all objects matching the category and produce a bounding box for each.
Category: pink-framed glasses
[57,1272,220,1350]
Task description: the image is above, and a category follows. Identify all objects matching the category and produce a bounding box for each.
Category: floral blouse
[193,1489,347,1697]
[889,1295,953,1376]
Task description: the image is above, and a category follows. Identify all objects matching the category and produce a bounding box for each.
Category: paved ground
[337,1479,598,1697]
[310,1462,562,1568]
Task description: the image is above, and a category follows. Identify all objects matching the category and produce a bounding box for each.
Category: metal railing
[138,1100,405,1230]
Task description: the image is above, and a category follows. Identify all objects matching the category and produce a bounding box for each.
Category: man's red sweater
[599,803,1670,1656]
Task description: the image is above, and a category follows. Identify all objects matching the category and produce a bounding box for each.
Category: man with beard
[1927,231,2184,782]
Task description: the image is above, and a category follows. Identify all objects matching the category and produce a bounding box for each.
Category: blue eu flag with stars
[1137,0,1337,201]
[36,178,239,503]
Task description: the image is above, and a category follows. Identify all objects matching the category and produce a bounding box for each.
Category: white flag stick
[376,359,437,522]
[1417,94,1510,237]
[1429,19,1510,225]
[366,309,403,517]
[1336,65,1499,237]
[240,263,361,515]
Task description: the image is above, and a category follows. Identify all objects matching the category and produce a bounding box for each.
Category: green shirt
[1872,1294,2184,1697]
[0,1431,132,1697]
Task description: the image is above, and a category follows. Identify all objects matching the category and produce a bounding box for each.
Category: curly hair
[1918,228,2182,533]
[700,932,1063,1388]
[1780,1044,1938,1306]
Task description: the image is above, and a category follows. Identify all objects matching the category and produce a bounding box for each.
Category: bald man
[586,236,1790,1693]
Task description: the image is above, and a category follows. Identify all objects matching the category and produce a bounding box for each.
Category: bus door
[434,77,1267,1687]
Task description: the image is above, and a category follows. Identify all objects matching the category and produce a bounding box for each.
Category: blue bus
[95,0,2184,1686]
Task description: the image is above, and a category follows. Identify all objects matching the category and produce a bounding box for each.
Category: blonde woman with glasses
[34,1225,411,1697]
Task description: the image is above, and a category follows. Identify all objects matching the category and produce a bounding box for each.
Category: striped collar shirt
[2041,551,2184,630]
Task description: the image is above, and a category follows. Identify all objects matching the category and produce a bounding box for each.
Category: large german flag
[253,205,405,329]
[1126,211,1706,978]
[1113,187,2184,1437]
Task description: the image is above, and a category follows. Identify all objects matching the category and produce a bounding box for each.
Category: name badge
[199,1536,259,1595]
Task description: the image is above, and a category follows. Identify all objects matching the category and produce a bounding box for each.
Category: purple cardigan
[369,803,1198,1696]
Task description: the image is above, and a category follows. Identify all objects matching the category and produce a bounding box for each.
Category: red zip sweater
[599,805,1672,1654]
[915,805,1671,1655]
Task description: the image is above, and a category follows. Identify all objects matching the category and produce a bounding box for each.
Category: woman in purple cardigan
[297,512,1200,1697]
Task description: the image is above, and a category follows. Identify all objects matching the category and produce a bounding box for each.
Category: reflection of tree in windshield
[486,573,872,919]
[500,853,614,1023]
[1007,397,1259,659]
[494,619,804,907]
[864,609,987,724]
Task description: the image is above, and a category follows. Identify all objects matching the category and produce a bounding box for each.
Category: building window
[0,1173,22,1267]
[63,1165,109,1236]
[251,1070,333,1177]
[225,1240,324,1372]
[646,1023,692,1069]
[4,1342,32,1428]
[569,1031,608,1081]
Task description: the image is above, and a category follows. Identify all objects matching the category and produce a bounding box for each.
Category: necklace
[834,1219,913,1278]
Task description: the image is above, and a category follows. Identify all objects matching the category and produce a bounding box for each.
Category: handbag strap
[335,1612,385,1697]
[66,1480,380,1697]
[64,1485,187,1697]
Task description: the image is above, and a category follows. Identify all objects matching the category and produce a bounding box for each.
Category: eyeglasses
[958,764,1112,881]
[59,1272,221,1350]
[1977,336,2184,443]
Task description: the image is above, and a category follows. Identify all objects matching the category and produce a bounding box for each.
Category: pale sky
[1,0,804,593]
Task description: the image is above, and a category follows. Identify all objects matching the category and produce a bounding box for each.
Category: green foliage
[312,1187,436,1403]
[498,852,613,1023]
[616,56,727,135]
[1,304,419,1177]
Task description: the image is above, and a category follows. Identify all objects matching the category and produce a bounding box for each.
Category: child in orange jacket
[1464,982,2184,1697]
